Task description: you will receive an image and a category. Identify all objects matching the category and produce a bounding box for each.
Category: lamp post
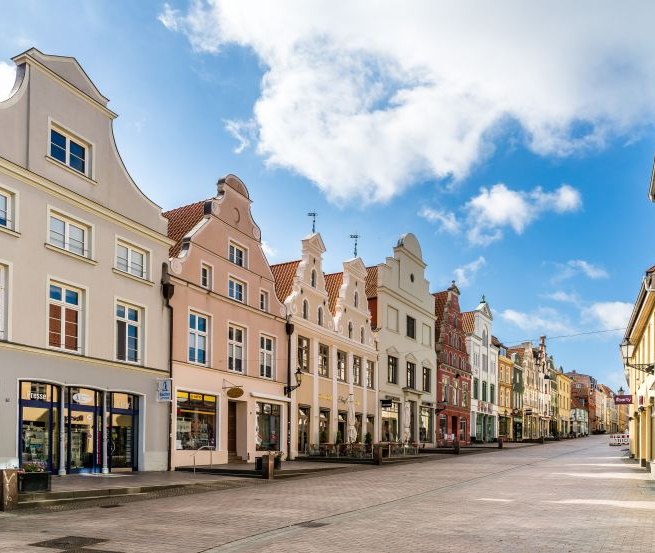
[620,339,654,374]
[284,366,303,396]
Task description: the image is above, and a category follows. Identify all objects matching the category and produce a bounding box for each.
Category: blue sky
[2,1,655,392]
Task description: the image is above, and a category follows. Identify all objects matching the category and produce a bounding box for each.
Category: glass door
[297,406,310,453]
[109,393,138,471]
[67,388,100,473]
[19,382,59,472]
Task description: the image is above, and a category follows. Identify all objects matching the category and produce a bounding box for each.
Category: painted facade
[271,234,378,457]
[367,234,437,446]
[567,371,598,435]
[494,338,514,440]
[556,370,572,437]
[433,282,471,447]
[164,175,289,467]
[0,49,171,473]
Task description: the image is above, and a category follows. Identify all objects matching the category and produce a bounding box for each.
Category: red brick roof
[365,266,378,298]
[163,200,207,257]
[324,272,343,315]
[433,290,449,322]
[491,335,502,348]
[461,311,474,333]
[270,260,300,303]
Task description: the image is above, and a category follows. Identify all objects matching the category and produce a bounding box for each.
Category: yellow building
[622,265,655,474]
[494,338,514,440]
[557,370,572,437]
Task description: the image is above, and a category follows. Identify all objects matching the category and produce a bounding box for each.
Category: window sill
[0,225,20,238]
[48,345,82,355]
[187,360,209,367]
[45,155,96,184]
[44,243,97,265]
[112,268,154,286]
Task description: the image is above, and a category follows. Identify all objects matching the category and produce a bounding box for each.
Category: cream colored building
[271,233,378,457]
[164,175,289,467]
[556,370,572,436]
[366,234,437,445]
[0,49,172,473]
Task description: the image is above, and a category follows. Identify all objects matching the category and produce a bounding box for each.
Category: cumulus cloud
[501,307,575,336]
[160,1,655,203]
[418,207,460,234]
[261,240,277,259]
[545,291,581,305]
[581,302,632,331]
[466,183,581,245]
[453,256,486,287]
[553,259,609,282]
[0,62,16,101]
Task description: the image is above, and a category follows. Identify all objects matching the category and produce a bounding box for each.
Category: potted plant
[18,461,51,492]
[364,432,372,452]
[273,451,283,469]
[319,430,328,444]
[335,431,343,445]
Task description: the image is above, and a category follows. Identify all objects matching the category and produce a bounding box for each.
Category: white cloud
[553,259,609,282]
[501,307,575,336]
[453,256,485,287]
[581,301,632,331]
[418,207,460,234]
[160,1,655,203]
[0,62,16,101]
[466,183,581,245]
[546,291,580,305]
[261,240,277,259]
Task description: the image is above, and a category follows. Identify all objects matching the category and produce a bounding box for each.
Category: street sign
[614,395,632,405]
[156,378,173,402]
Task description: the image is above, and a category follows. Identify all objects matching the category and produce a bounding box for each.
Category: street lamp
[617,386,624,396]
[620,339,654,374]
[284,366,304,395]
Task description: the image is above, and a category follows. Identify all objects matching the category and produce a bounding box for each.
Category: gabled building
[463,297,498,442]
[366,234,437,445]
[164,175,288,467]
[509,343,539,439]
[494,337,514,440]
[271,233,378,456]
[556,369,572,437]
[433,282,471,446]
[567,371,598,434]
[0,49,172,473]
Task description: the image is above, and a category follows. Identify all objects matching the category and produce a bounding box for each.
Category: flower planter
[18,472,51,493]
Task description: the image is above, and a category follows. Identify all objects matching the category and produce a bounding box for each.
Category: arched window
[348,321,353,339]
[482,329,488,346]
[354,291,359,308]
[302,300,309,320]
[360,327,365,344]
[317,306,323,326]
[310,270,317,288]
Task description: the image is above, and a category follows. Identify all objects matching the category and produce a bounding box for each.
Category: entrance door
[108,393,138,472]
[298,406,310,453]
[452,416,458,441]
[228,401,237,454]
[67,388,100,473]
[19,382,60,472]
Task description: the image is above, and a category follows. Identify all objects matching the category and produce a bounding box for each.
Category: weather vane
[307,211,317,234]
[350,233,360,257]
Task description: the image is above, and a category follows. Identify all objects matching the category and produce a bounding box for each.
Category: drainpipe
[286,316,295,460]
[162,263,175,472]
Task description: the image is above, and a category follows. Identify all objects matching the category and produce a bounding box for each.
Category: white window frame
[0,185,19,233]
[47,209,91,259]
[188,310,209,366]
[259,334,275,379]
[228,241,247,268]
[228,324,246,373]
[115,238,149,280]
[48,121,94,179]
[201,262,213,290]
[228,277,246,303]
[47,279,84,354]
[259,289,269,312]
[115,299,144,365]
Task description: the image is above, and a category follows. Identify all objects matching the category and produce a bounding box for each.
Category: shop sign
[226,387,244,399]
[72,393,92,404]
[614,395,633,405]
[156,378,173,402]
[29,392,47,401]
[380,399,393,408]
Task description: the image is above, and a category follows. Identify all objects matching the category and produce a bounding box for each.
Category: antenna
[307,212,317,233]
[350,233,360,257]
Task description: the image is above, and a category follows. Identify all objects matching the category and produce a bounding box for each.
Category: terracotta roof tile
[433,290,449,326]
[163,200,207,257]
[270,260,300,303]
[461,311,474,334]
[324,272,343,315]
[365,266,378,298]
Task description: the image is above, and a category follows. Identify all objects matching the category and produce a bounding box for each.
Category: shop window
[381,402,399,442]
[228,324,245,373]
[188,312,208,365]
[298,335,310,372]
[439,415,447,440]
[256,402,281,451]
[20,381,60,471]
[419,406,433,443]
[388,355,398,384]
[459,418,467,440]
[318,343,329,377]
[337,350,347,382]
[116,302,142,364]
[259,335,275,378]
[176,391,216,450]
[353,356,362,386]
[48,282,82,353]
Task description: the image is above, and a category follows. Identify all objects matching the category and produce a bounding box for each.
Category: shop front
[380,401,400,442]
[18,381,139,474]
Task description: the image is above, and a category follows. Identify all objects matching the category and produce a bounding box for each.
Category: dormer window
[50,126,90,177]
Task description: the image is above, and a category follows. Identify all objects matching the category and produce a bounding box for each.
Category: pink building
[164,175,288,467]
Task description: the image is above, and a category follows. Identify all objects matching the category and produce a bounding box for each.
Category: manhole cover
[296,521,328,528]
[29,536,108,549]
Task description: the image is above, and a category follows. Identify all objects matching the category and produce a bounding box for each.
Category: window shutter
[49,303,62,347]
[64,307,78,351]
[117,319,126,360]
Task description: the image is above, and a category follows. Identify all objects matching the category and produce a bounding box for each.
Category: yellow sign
[190,393,203,401]
[226,387,244,399]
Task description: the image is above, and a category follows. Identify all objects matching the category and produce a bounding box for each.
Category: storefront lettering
[72,393,92,404]
[29,392,47,401]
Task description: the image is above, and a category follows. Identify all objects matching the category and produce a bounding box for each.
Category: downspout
[285,313,294,460]
[162,263,175,472]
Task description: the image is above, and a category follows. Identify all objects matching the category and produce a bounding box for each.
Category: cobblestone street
[1,436,653,553]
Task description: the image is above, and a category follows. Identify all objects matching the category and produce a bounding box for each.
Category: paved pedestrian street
[1,436,653,553]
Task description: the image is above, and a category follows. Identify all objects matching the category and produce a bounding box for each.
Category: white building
[463,297,499,442]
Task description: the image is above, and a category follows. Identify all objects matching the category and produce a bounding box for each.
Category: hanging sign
[226,387,244,399]
[156,378,173,402]
[614,395,633,405]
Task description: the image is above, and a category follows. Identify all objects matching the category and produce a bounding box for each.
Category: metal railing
[192,445,215,474]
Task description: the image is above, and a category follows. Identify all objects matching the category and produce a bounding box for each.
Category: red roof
[365,266,378,298]
[433,290,449,321]
[163,200,207,257]
[324,272,343,315]
[270,260,300,303]
[461,311,474,333]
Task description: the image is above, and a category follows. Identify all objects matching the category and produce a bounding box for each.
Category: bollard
[262,453,275,480]
[498,437,503,449]
[0,469,19,511]
[374,444,384,465]
[453,442,461,455]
